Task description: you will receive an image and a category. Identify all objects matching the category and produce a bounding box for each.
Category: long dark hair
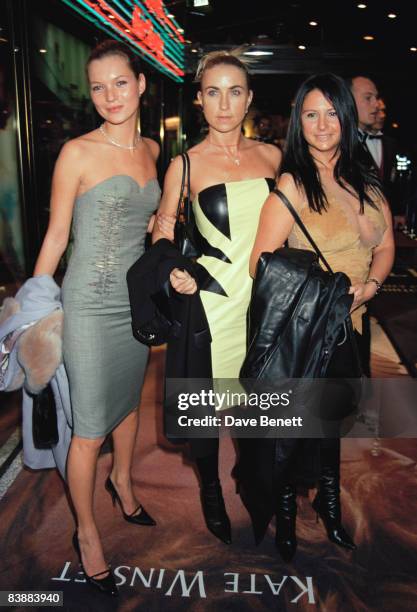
[282,73,382,213]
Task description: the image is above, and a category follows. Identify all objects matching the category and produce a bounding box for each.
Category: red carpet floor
[0,349,417,611]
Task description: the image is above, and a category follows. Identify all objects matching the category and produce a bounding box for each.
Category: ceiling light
[177,28,184,33]
[392,123,399,128]
[191,48,198,53]
[309,21,318,26]
[244,50,274,56]
[298,45,306,50]
[167,13,174,18]
[357,3,367,8]
[108,15,115,19]
[388,13,397,19]
[39,48,47,53]
[410,47,417,52]
[125,29,130,33]
[363,35,374,41]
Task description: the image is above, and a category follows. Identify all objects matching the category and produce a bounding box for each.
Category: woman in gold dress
[250,73,394,560]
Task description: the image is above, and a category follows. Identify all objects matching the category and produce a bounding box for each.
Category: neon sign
[61,0,185,82]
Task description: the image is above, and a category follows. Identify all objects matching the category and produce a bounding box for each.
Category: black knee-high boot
[195,445,232,545]
[312,439,356,550]
[275,482,297,562]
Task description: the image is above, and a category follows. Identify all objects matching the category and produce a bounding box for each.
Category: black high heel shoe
[201,480,232,545]
[72,531,118,597]
[105,477,156,526]
[275,483,297,562]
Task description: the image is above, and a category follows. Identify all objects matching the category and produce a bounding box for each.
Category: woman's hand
[348,282,377,311]
[170,268,197,295]
[156,212,176,240]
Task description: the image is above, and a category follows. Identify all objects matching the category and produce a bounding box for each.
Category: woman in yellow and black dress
[153,50,281,544]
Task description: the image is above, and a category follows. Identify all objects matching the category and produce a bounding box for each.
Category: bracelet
[366,277,382,294]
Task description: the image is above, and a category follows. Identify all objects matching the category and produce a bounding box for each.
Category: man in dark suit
[370,98,406,226]
[349,76,404,223]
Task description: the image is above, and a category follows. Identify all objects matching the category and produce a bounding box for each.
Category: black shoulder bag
[173,152,201,259]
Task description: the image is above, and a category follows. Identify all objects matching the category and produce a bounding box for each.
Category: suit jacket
[126,239,214,445]
[361,133,405,215]
[381,134,397,186]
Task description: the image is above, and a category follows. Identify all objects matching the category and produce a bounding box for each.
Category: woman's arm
[152,155,196,295]
[152,155,183,244]
[33,141,83,276]
[249,173,300,277]
[349,198,395,310]
[142,137,160,233]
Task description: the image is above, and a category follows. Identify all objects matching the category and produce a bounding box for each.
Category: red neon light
[143,0,185,43]
[83,0,184,76]
[132,6,164,61]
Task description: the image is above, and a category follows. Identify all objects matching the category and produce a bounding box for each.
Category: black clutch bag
[173,152,201,259]
[32,384,59,448]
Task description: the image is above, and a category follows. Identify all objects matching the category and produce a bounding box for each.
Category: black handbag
[32,384,59,448]
[240,188,362,381]
[173,152,201,259]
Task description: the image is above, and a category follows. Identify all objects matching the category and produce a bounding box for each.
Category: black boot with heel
[313,439,356,551]
[201,479,232,544]
[275,483,297,562]
[196,451,232,545]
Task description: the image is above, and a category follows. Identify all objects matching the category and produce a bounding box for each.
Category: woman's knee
[71,434,105,453]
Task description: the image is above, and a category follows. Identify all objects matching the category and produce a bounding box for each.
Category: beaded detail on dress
[88,193,128,297]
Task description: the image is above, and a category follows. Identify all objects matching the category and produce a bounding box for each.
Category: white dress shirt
[359,129,383,169]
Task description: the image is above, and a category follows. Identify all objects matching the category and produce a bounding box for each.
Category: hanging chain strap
[273,188,334,274]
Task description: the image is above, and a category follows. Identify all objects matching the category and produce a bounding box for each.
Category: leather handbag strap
[185,152,191,222]
[176,152,191,220]
[273,188,334,274]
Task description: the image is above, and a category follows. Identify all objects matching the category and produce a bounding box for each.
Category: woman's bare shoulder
[186,140,207,157]
[276,172,305,206]
[61,130,101,155]
[142,137,160,160]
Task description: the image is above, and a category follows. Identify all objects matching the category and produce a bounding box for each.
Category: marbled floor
[0,348,416,611]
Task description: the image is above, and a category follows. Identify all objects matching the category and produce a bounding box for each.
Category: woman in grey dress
[34,40,165,595]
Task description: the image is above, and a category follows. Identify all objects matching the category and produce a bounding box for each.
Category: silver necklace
[208,139,241,165]
[99,124,140,150]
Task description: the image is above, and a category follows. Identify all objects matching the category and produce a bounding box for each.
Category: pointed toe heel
[312,490,356,551]
[201,480,232,545]
[105,477,156,526]
[72,531,118,597]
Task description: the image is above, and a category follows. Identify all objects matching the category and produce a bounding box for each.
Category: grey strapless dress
[61,175,160,438]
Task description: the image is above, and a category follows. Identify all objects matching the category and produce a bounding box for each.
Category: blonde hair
[194,48,251,86]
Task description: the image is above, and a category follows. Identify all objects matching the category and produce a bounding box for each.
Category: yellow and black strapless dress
[193,178,274,377]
